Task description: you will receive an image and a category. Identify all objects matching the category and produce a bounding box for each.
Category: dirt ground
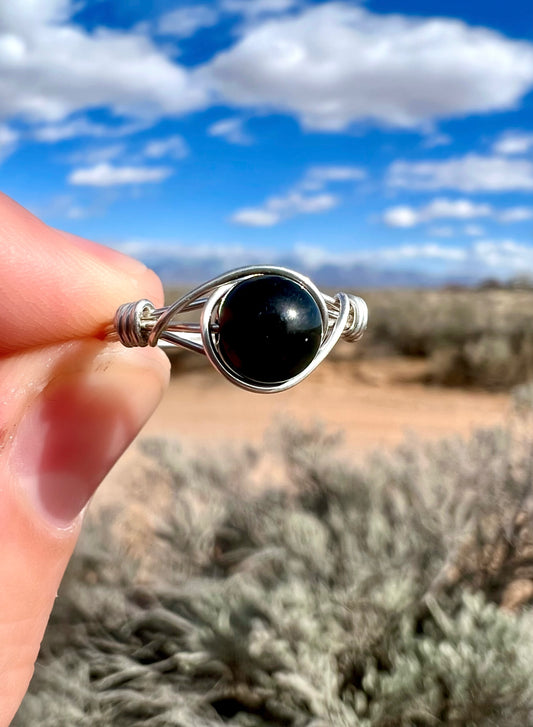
[141,356,510,451]
[94,355,511,514]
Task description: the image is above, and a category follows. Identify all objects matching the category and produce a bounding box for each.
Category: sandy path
[142,357,510,452]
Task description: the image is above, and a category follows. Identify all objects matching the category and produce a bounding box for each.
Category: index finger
[0,193,164,354]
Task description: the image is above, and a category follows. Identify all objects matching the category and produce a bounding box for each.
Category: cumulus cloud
[203,4,533,131]
[383,197,533,229]
[3,1,532,146]
[0,0,70,32]
[157,6,219,38]
[68,162,172,186]
[492,130,533,155]
[232,191,338,226]
[0,0,206,125]
[231,163,365,226]
[388,154,533,191]
[208,117,253,145]
[143,135,189,159]
[383,198,493,227]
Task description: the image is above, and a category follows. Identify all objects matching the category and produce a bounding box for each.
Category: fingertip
[55,229,166,312]
[0,193,167,350]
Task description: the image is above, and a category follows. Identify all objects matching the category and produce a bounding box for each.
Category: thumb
[0,339,169,726]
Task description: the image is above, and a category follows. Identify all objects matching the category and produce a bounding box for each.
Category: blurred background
[1,0,531,448]
[7,2,533,724]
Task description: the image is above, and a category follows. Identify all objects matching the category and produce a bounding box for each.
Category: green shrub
[15,421,533,726]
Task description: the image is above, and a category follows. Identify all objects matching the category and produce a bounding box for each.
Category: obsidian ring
[108,266,368,393]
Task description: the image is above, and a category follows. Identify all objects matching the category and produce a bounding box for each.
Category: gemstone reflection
[217,275,323,385]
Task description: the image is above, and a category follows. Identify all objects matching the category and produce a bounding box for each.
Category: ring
[108,265,368,393]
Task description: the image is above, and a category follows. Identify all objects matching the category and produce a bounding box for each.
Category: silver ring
[107,265,368,393]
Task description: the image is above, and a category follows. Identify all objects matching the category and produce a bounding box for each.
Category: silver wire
[110,265,368,393]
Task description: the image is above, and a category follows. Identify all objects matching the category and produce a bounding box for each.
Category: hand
[0,193,170,725]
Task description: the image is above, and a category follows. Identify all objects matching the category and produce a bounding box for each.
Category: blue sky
[0,0,532,283]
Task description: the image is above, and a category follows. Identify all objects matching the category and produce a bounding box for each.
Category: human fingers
[0,339,170,726]
[0,192,163,354]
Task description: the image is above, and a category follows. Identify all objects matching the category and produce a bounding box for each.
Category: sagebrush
[15,418,533,726]
[362,288,533,389]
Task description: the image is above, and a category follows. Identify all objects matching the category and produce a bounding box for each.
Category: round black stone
[217,275,323,385]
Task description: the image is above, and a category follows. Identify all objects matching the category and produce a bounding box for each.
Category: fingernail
[11,346,169,529]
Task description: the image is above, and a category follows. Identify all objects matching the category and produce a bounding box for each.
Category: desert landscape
[138,285,530,451]
[18,286,533,727]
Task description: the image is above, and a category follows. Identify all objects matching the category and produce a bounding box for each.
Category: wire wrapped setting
[110,265,368,393]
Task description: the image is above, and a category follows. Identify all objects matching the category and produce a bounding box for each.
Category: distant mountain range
[136,249,477,289]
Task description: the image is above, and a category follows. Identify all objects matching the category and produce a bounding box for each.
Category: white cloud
[382,206,419,228]
[68,162,172,186]
[383,197,533,229]
[143,135,189,159]
[492,130,533,155]
[0,123,18,162]
[208,117,253,145]
[499,206,533,222]
[383,197,493,227]
[230,208,280,226]
[203,4,533,131]
[377,243,466,262]
[295,239,533,277]
[231,162,365,226]
[388,154,533,191]
[232,191,338,226]
[0,0,70,32]
[294,242,467,267]
[474,239,533,272]
[157,6,219,38]
[0,1,206,125]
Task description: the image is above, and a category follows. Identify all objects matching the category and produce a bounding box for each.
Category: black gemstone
[216,275,323,385]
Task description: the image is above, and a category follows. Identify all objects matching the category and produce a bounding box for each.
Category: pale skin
[0,192,170,725]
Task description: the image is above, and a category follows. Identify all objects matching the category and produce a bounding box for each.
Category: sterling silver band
[108,265,368,393]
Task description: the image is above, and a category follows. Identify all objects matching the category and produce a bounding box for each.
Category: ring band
[108,265,368,393]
